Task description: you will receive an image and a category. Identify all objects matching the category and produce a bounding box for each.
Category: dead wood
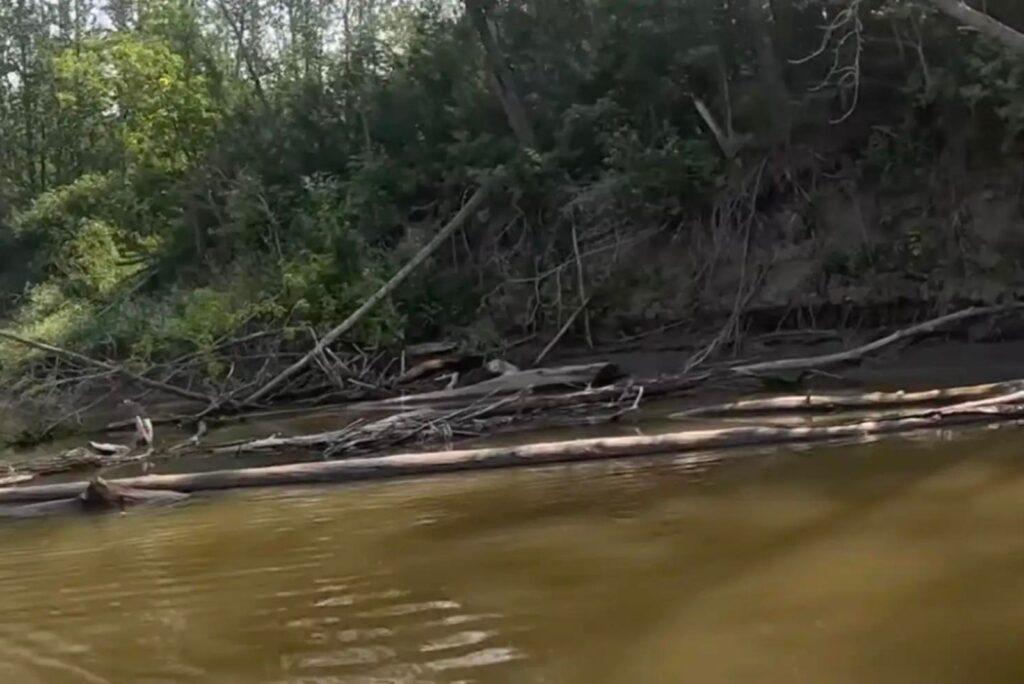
[4,402,1023,505]
[372,362,622,408]
[0,473,33,486]
[671,379,1024,418]
[211,388,633,458]
[727,304,1022,377]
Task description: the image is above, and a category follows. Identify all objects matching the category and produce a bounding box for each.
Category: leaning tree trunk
[464,0,537,151]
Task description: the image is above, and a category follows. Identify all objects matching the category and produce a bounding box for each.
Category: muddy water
[3,427,1024,683]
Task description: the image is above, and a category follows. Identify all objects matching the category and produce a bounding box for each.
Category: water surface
[3,427,1024,683]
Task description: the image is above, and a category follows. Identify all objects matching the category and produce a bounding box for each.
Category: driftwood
[671,379,1024,418]
[0,473,33,486]
[212,389,635,457]
[0,477,189,518]
[4,400,1024,505]
[245,184,491,404]
[374,362,622,408]
[3,305,1020,491]
[151,303,1024,463]
[7,441,155,478]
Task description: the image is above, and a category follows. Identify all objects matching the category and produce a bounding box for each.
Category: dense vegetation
[2,0,1024,384]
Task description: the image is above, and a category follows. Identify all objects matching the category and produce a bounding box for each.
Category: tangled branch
[792,0,864,123]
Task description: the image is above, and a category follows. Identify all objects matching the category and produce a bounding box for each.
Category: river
[2,424,1024,683]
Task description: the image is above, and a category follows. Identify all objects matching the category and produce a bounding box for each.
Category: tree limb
[926,0,1024,55]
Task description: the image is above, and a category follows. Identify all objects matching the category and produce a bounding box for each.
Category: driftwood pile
[5,304,1024,515]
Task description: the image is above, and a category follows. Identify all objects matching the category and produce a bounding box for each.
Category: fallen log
[3,402,1023,505]
[670,379,1024,418]
[0,477,189,518]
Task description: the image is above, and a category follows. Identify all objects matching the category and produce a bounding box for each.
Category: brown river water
[4,420,1024,683]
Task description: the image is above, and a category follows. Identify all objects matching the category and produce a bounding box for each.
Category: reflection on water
[4,427,1024,682]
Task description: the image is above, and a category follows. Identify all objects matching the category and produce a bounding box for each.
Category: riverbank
[6,305,1024,513]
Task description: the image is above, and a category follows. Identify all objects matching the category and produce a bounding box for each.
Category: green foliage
[53,34,220,171]
[58,219,142,297]
[1,0,1024,375]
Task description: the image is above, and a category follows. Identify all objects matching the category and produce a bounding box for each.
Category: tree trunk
[464,0,538,150]
[745,0,791,144]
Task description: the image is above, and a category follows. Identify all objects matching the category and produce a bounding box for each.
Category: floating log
[2,403,1022,505]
